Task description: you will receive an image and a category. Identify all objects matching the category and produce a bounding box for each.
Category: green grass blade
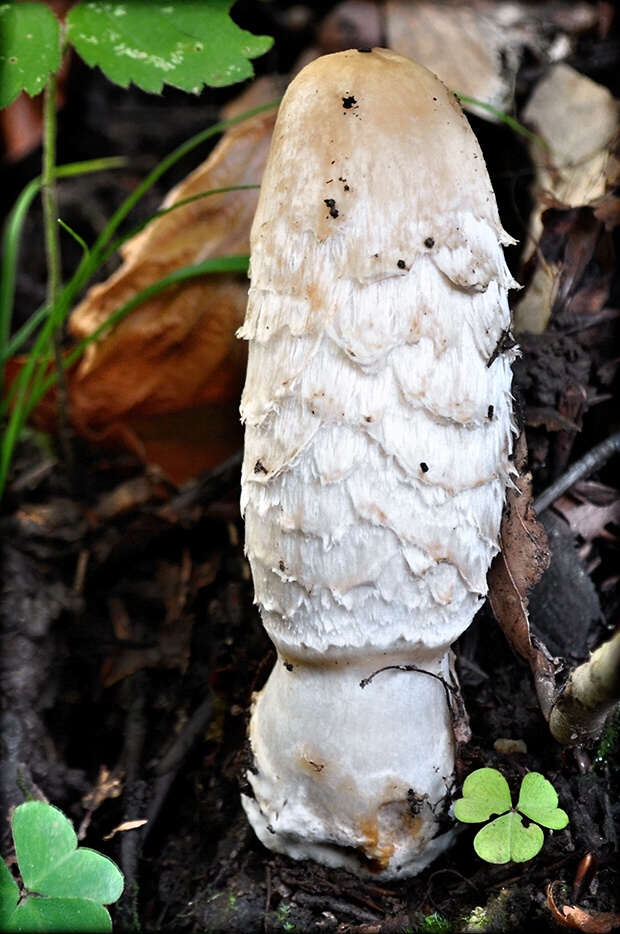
[0,157,125,364]
[58,220,90,258]
[457,95,552,150]
[86,101,278,266]
[0,176,42,381]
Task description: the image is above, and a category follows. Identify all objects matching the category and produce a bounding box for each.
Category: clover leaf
[516,771,570,829]
[454,768,569,865]
[453,767,512,823]
[472,811,544,864]
[0,801,124,933]
[0,858,20,931]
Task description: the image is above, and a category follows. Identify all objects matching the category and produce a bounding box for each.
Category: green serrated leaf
[0,2,60,108]
[6,896,112,934]
[67,0,273,94]
[453,768,513,824]
[516,772,569,830]
[473,812,544,864]
[0,858,20,931]
[12,802,123,905]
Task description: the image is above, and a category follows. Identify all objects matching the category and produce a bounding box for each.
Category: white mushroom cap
[239,48,517,878]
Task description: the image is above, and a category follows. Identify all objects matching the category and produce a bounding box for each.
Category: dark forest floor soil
[2,3,620,932]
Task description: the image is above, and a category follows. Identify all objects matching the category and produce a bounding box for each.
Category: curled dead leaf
[547,881,620,932]
[81,765,124,812]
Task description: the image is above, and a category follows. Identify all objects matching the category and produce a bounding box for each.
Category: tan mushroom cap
[248,47,514,294]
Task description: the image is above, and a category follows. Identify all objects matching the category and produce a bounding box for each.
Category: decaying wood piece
[239,48,518,878]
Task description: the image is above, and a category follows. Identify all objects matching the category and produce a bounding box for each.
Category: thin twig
[140,695,214,845]
[533,430,620,514]
[117,672,148,929]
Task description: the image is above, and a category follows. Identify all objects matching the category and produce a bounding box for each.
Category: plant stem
[42,71,74,481]
[549,630,620,746]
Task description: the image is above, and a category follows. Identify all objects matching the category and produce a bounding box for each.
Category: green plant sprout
[0,800,123,933]
[274,902,296,931]
[419,911,452,933]
[454,768,569,864]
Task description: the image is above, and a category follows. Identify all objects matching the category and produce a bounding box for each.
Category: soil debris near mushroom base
[156,615,620,933]
[2,442,618,932]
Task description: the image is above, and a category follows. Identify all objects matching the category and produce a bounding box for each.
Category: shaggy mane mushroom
[238,47,518,879]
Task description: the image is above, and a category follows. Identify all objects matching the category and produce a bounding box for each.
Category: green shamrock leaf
[454,768,569,866]
[453,767,512,823]
[0,801,123,933]
[516,772,569,830]
[0,858,19,930]
[7,895,114,934]
[473,812,545,864]
[13,801,123,903]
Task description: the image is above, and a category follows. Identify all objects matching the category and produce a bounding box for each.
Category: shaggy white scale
[238,47,518,878]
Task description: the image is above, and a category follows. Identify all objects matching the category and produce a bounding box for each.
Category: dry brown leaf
[490,432,550,606]
[515,199,617,336]
[100,553,218,687]
[524,406,582,433]
[515,62,619,335]
[81,765,124,812]
[547,882,620,932]
[487,431,558,716]
[103,819,148,841]
[64,76,283,482]
[99,608,196,688]
[554,482,620,542]
[78,763,125,839]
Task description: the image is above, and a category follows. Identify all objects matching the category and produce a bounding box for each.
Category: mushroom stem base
[242,651,458,878]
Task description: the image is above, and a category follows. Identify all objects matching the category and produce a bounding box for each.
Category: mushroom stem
[245,651,456,876]
[239,47,517,878]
